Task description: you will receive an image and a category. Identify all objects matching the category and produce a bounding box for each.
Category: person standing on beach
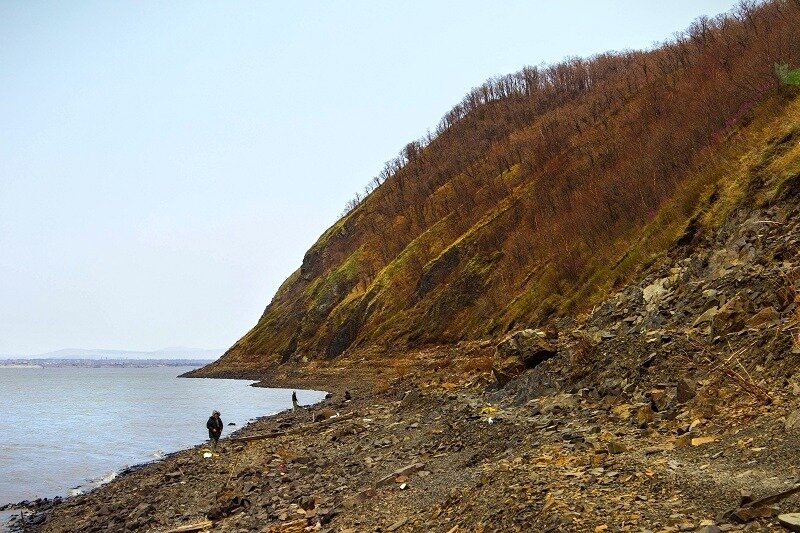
[292,391,299,411]
[206,410,223,451]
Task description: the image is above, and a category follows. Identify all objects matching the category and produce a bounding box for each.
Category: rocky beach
[9,352,800,532]
[9,195,800,531]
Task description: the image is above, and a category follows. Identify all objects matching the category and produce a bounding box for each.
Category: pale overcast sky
[0,1,736,355]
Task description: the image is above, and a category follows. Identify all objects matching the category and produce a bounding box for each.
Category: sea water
[0,366,325,506]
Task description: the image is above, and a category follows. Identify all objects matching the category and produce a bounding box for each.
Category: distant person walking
[206,410,223,451]
[292,391,299,411]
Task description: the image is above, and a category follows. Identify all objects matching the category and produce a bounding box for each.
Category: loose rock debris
[14,198,800,531]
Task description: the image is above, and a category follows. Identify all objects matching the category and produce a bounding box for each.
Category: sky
[0,0,737,355]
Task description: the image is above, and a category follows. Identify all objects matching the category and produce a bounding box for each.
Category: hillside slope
[195,0,800,377]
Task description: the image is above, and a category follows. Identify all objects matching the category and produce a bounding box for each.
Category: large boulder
[492,329,558,386]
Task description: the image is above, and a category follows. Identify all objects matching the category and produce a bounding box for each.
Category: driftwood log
[230,412,358,443]
[726,484,800,522]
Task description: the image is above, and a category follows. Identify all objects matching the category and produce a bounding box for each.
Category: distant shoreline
[0,358,213,369]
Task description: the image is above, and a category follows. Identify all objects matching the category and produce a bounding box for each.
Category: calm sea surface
[0,366,325,506]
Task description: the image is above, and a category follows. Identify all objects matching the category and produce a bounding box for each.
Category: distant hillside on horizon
[23,347,225,360]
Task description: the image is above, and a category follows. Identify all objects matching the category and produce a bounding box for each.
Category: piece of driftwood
[164,520,214,533]
[741,484,800,508]
[726,484,800,522]
[231,430,287,443]
[231,412,358,443]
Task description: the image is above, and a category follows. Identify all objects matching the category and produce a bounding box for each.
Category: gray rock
[676,378,697,403]
[786,410,800,433]
[387,517,409,531]
[492,329,557,386]
[711,294,752,337]
[607,440,627,454]
[777,512,800,531]
[298,496,315,510]
[399,389,421,410]
[649,388,676,412]
[643,276,676,308]
[694,306,719,326]
[747,306,780,328]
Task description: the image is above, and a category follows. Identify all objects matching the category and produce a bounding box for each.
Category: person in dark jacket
[206,410,223,451]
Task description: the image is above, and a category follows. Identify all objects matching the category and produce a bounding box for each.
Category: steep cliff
[195,0,800,377]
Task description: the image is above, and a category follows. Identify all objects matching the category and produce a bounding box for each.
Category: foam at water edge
[69,469,120,497]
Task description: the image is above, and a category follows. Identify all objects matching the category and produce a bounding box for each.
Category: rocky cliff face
[193,1,800,378]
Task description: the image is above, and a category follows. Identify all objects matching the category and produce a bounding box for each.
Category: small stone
[399,389,421,410]
[739,491,753,507]
[694,306,719,326]
[778,513,800,532]
[649,388,676,412]
[387,517,408,532]
[676,378,697,403]
[787,410,800,433]
[607,440,627,454]
[731,505,774,522]
[747,306,780,328]
[691,436,717,446]
[636,405,655,428]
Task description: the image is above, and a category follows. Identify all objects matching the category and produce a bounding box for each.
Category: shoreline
[1,374,331,530]
[7,358,389,531]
